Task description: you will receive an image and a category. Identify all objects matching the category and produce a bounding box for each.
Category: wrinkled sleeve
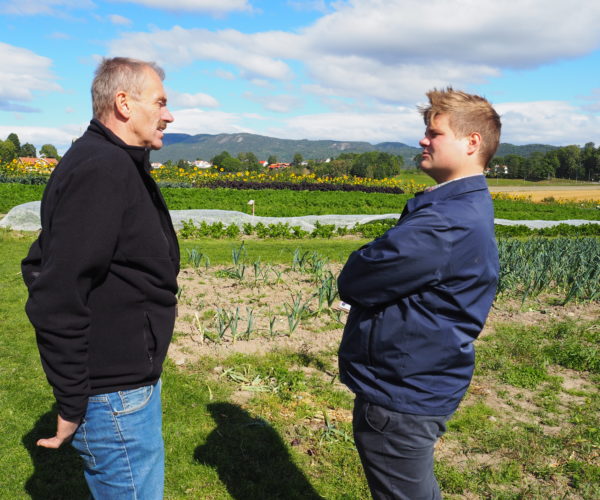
[25,164,126,422]
[337,210,450,308]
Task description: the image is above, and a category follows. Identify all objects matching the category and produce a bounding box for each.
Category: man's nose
[419,137,429,147]
[162,108,174,123]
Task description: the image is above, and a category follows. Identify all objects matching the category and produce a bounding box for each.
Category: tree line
[490,143,600,182]
[0,133,60,163]
[3,130,598,183]
[169,144,600,182]
[167,150,405,180]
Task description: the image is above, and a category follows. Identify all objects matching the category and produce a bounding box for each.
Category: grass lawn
[1,230,598,499]
[179,238,368,266]
[395,169,436,186]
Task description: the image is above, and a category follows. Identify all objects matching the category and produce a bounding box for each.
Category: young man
[22,57,179,499]
[338,88,501,499]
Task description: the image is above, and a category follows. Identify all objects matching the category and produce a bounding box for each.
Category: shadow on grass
[195,402,323,500]
[22,406,89,500]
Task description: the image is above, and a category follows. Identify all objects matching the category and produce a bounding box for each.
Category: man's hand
[37,415,80,449]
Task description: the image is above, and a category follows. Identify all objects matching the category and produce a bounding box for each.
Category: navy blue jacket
[338,175,498,416]
[22,119,180,422]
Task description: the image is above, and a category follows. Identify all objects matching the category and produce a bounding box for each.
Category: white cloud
[249,79,272,88]
[108,14,132,26]
[0,124,85,154]
[294,0,600,103]
[244,92,303,113]
[0,0,95,16]
[112,0,251,14]
[0,43,61,111]
[215,69,236,80]
[304,55,499,103]
[265,107,423,144]
[167,108,254,135]
[241,112,268,121]
[287,0,328,13]
[304,0,600,69]
[108,27,294,80]
[496,101,600,146]
[169,90,219,108]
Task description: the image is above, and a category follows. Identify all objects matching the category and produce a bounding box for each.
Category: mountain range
[151,132,557,166]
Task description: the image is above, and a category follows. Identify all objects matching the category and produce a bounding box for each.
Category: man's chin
[151,129,165,150]
[419,163,439,181]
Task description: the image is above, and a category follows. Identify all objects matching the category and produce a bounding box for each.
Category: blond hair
[92,57,165,121]
[419,87,501,166]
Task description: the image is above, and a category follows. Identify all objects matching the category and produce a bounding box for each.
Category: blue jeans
[71,380,164,500]
[353,398,451,500]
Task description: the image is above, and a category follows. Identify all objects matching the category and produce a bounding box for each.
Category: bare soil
[169,264,599,365]
[170,263,348,365]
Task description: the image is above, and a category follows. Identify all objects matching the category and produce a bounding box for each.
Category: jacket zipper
[144,312,155,366]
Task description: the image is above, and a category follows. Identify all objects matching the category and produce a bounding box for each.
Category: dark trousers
[353,398,451,500]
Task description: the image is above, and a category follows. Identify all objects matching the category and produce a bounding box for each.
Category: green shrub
[225,224,241,238]
[311,221,336,239]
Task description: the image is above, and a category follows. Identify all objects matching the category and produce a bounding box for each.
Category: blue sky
[1,0,600,154]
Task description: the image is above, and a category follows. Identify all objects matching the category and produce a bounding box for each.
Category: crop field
[1,228,599,499]
[2,182,600,222]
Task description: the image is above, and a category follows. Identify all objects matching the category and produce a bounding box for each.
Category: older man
[338,88,501,499]
[22,57,179,499]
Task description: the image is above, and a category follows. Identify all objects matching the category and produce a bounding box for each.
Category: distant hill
[161,133,201,147]
[495,143,558,157]
[151,132,420,164]
[151,132,559,166]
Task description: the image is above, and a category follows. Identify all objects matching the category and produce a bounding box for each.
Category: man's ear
[114,91,131,120]
[466,132,481,156]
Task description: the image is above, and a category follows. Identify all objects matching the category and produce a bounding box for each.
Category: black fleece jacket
[22,119,180,422]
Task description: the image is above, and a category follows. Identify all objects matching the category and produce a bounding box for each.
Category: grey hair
[91,57,165,120]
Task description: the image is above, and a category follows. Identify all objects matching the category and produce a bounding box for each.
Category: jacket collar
[405,174,490,215]
[87,119,151,171]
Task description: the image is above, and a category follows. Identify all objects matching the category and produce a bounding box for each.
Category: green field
[1,182,599,220]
